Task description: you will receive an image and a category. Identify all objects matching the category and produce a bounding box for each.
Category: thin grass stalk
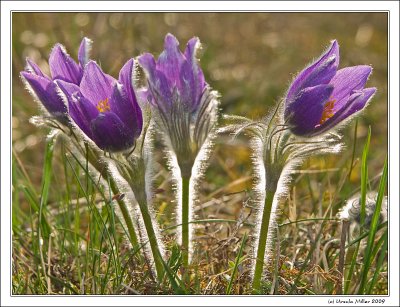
[347,119,358,180]
[344,222,387,249]
[360,127,371,228]
[226,233,248,295]
[337,220,350,294]
[251,190,275,292]
[38,135,56,293]
[344,241,360,294]
[366,228,388,294]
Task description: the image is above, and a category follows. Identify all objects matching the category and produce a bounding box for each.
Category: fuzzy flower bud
[339,192,388,227]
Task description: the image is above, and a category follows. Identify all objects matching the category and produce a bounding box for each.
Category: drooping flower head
[56,59,143,152]
[20,37,92,124]
[138,33,206,113]
[284,40,376,137]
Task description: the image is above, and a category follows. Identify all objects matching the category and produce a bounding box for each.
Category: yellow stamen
[319,98,336,125]
[96,98,110,113]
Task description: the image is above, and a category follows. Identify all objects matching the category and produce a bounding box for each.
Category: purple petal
[179,60,196,110]
[330,65,373,111]
[157,33,185,86]
[184,37,200,64]
[78,37,92,68]
[138,53,156,81]
[90,112,135,152]
[314,87,376,135]
[118,58,136,104]
[110,83,143,138]
[49,44,82,84]
[21,71,67,115]
[117,60,143,132]
[152,70,174,107]
[300,55,338,91]
[80,61,116,106]
[184,37,206,109]
[138,53,173,108]
[287,40,339,101]
[55,79,80,97]
[285,84,334,136]
[25,58,48,79]
[56,80,98,138]
[184,37,205,89]
[136,88,151,105]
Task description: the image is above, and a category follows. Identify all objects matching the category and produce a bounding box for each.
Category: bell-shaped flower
[138,33,205,113]
[284,40,376,137]
[56,60,143,152]
[20,37,92,123]
[137,33,218,171]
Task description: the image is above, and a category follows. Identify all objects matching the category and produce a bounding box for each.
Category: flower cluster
[21,38,143,152]
[21,35,377,291]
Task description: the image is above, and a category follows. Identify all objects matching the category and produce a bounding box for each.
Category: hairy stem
[85,148,140,250]
[252,190,275,292]
[136,197,164,281]
[181,176,191,268]
[109,179,139,249]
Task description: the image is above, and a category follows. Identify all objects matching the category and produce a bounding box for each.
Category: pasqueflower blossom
[137,33,218,267]
[56,60,143,152]
[284,40,376,136]
[138,33,205,113]
[20,37,92,123]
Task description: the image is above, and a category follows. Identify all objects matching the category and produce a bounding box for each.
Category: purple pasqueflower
[56,60,143,152]
[138,33,206,113]
[20,37,92,123]
[284,40,376,137]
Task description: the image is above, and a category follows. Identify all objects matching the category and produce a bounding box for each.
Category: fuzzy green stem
[109,180,139,249]
[252,190,275,293]
[86,149,140,250]
[181,176,190,268]
[70,138,141,259]
[137,198,164,281]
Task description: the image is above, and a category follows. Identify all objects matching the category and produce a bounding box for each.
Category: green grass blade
[366,228,388,294]
[370,229,387,263]
[360,126,371,228]
[345,222,387,249]
[65,154,120,287]
[161,256,187,294]
[348,119,359,180]
[226,233,247,294]
[14,159,51,236]
[358,156,387,294]
[20,186,51,239]
[38,135,56,240]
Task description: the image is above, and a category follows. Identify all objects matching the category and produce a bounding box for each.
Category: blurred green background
[12,12,388,182]
[11,12,388,294]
